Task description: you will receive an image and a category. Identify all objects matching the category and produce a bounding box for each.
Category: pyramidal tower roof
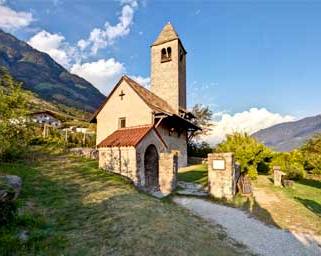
[152,22,180,46]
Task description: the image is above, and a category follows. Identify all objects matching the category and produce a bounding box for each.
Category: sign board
[213,159,225,170]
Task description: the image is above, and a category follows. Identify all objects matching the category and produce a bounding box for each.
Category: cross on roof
[119,90,125,100]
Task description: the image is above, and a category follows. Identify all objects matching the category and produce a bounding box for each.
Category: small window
[161,47,172,62]
[167,47,172,58]
[161,48,167,61]
[119,117,126,128]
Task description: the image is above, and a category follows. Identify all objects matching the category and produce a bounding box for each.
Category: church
[90,22,200,194]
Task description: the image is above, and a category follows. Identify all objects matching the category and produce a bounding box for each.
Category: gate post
[158,153,177,193]
[207,152,237,199]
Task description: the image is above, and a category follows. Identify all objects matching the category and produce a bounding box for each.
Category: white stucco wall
[96,80,153,145]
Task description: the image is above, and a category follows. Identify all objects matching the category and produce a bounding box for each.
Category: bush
[214,132,273,179]
[301,133,321,175]
[271,150,306,179]
[284,165,305,181]
[188,141,212,158]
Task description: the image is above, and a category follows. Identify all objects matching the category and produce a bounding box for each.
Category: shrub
[188,141,212,158]
[301,133,321,175]
[214,132,273,179]
[284,165,305,181]
[271,150,306,179]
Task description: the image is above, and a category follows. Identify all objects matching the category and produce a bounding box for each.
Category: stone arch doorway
[144,144,159,191]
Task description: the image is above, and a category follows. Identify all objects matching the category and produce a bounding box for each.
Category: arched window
[167,47,172,59]
[161,48,167,61]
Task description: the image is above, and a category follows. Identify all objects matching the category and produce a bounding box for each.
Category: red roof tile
[98,125,156,148]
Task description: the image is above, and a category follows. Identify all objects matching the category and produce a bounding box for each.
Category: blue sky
[1,0,320,143]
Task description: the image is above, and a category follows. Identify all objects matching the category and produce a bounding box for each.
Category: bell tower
[150,22,187,114]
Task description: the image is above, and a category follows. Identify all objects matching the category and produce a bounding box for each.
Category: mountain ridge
[252,114,321,151]
[0,29,105,113]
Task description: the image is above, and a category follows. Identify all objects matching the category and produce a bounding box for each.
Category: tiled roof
[152,22,179,46]
[97,125,155,148]
[124,76,175,115]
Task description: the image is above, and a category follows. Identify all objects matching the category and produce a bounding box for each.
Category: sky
[1,0,321,144]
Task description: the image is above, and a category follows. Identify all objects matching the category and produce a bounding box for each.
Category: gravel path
[174,196,321,256]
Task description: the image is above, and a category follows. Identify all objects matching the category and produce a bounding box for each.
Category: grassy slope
[252,175,321,235]
[0,151,249,256]
[178,164,321,235]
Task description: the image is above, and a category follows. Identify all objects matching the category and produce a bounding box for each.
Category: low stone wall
[69,148,98,160]
[187,157,208,165]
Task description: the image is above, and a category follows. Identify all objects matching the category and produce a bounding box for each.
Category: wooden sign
[213,159,225,170]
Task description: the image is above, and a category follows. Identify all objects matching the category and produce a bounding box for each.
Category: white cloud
[70,59,125,95]
[28,30,68,67]
[130,75,150,88]
[204,108,295,145]
[120,0,138,8]
[28,30,78,68]
[77,3,137,55]
[0,3,35,30]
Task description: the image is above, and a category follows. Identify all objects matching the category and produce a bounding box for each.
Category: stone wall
[99,146,138,184]
[207,153,237,199]
[159,153,178,193]
[69,148,98,159]
[188,157,207,165]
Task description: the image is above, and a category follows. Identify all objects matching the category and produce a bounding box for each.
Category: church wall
[98,146,138,183]
[156,122,187,168]
[96,80,153,145]
[136,129,167,188]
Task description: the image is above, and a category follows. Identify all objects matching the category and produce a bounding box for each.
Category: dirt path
[174,196,321,256]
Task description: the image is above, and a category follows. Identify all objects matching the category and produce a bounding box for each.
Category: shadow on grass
[295,197,321,217]
[1,152,251,256]
[296,178,321,189]
[215,195,281,229]
[178,170,208,187]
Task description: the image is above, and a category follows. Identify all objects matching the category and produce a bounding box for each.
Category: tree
[214,132,273,179]
[0,68,33,160]
[191,104,213,137]
[301,133,321,174]
[187,104,214,157]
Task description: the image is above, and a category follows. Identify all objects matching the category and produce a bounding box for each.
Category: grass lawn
[0,151,249,256]
[252,175,321,235]
[178,164,321,235]
[178,164,208,187]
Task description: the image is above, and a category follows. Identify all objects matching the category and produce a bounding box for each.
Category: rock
[282,179,294,187]
[0,175,22,200]
[17,230,28,241]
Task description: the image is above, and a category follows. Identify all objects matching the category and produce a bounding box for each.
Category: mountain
[0,29,105,113]
[252,114,321,151]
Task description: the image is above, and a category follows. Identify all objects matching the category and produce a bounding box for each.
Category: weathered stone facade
[98,128,177,193]
[208,153,238,199]
[151,36,186,113]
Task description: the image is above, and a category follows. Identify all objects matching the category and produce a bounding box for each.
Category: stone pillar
[158,153,178,193]
[273,166,285,186]
[207,153,236,199]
